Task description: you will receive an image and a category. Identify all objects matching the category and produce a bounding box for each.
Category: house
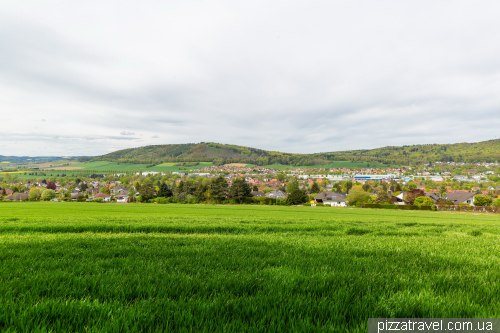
[314,191,347,207]
[446,191,476,206]
[86,188,99,195]
[4,193,29,201]
[266,190,287,199]
[93,192,111,202]
[70,192,85,200]
[425,192,441,203]
[116,195,129,203]
[251,191,265,198]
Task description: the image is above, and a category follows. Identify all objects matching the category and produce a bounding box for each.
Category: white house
[314,192,347,207]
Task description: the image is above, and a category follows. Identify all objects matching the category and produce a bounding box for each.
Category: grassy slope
[1,203,500,332]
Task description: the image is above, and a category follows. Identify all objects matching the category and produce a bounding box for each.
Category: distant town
[2,159,500,211]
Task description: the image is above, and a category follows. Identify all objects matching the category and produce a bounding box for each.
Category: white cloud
[1,0,500,155]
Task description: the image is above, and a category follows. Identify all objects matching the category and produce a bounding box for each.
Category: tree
[344,181,353,194]
[229,178,252,203]
[252,185,258,191]
[158,182,172,198]
[346,190,372,206]
[139,180,155,201]
[375,186,389,204]
[194,182,208,201]
[210,176,228,203]
[277,173,286,182]
[362,184,370,192]
[310,182,320,194]
[80,183,88,192]
[64,191,72,201]
[41,189,56,201]
[474,195,492,207]
[439,184,447,197]
[407,182,417,190]
[404,189,425,205]
[285,189,308,205]
[127,187,135,200]
[287,179,299,193]
[133,181,141,192]
[46,182,56,190]
[29,191,38,201]
[492,198,500,208]
[414,196,434,207]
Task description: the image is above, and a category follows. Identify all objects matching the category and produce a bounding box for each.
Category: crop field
[1,203,500,332]
[38,161,214,173]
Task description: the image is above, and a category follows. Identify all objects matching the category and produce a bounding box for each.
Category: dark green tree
[344,181,353,194]
[252,185,258,191]
[310,182,320,194]
[362,183,370,192]
[210,176,228,203]
[158,182,172,198]
[139,179,155,201]
[229,178,252,203]
[194,183,208,201]
[285,189,308,205]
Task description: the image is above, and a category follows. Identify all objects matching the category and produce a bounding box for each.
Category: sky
[1,0,500,156]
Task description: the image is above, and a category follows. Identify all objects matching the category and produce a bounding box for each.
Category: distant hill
[89,143,330,167]
[0,156,89,164]
[321,139,500,165]
[89,139,500,167]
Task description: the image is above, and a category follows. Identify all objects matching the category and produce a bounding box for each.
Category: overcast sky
[1,0,500,156]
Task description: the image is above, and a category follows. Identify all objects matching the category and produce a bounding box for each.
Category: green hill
[89,143,330,167]
[321,139,500,165]
[88,139,500,167]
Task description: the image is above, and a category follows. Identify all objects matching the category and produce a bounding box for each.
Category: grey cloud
[1,0,500,156]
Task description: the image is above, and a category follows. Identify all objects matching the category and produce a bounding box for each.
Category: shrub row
[437,205,500,213]
[363,203,433,211]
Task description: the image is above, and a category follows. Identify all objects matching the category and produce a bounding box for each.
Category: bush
[474,195,492,207]
[156,197,170,204]
[492,199,500,208]
[414,196,434,207]
[93,198,103,203]
[41,189,56,201]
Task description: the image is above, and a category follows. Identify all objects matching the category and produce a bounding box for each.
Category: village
[2,160,500,209]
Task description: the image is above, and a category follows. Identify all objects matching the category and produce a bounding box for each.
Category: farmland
[39,161,215,173]
[1,203,500,332]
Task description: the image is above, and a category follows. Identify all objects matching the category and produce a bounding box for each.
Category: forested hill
[318,139,500,165]
[87,139,500,166]
[88,143,330,166]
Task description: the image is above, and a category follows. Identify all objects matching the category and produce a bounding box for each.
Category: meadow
[1,203,500,332]
[39,161,214,173]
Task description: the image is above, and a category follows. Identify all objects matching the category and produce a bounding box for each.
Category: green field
[38,161,214,173]
[1,203,500,332]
